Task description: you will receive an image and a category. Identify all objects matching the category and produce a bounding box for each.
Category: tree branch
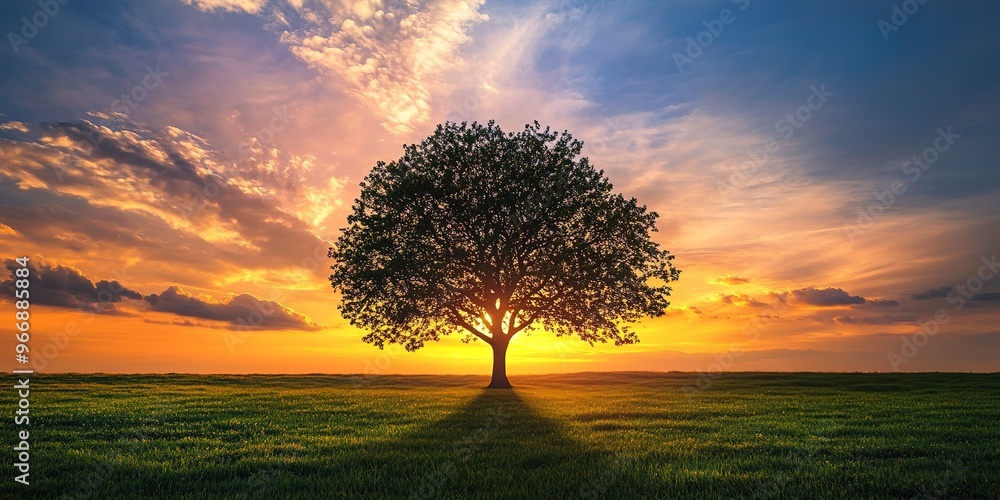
[505,305,522,336]
[445,304,492,344]
[442,282,491,311]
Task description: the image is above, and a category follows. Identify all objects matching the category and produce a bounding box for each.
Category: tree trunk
[487,338,512,389]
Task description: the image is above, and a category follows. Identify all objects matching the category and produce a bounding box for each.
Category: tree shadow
[278,389,644,498]
[404,390,625,499]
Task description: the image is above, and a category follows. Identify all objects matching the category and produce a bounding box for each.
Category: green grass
[2,372,998,499]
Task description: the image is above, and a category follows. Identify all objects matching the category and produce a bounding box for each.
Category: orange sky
[1,0,999,374]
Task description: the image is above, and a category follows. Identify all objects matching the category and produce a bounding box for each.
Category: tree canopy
[329,121,680,387]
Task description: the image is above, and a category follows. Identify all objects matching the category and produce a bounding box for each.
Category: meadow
[1,372,997,499]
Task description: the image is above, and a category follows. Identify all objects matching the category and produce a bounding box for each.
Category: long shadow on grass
[296,390,643,498]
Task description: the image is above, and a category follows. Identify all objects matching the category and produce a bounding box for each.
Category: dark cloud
[971,293,1000,302]
[834,315,917,326]
[144,286,320,331]
[864,299,899,307]
[0,259,142,315]
[910,287,953,300]
[143,318,221,329]
[0,259,319,330]
[787,288,896,308]
[790,287,865,306]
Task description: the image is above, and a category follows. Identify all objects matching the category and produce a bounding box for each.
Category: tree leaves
[329,121,680,351]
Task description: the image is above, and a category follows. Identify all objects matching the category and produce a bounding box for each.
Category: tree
[329,121,680,388]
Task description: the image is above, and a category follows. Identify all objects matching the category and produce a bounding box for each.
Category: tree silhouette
[329,121,680,388]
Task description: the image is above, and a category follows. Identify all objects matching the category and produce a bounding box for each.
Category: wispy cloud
[183,0,489,134]
[181,0,268,13]
[711,275,751,286]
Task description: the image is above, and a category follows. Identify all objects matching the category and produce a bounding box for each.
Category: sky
[1,0,998,375]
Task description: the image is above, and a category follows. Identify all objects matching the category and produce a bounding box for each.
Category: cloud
[0,223,20,237]
[971,293,1000,302]
[834,315,917,326]
[789,287,865,306]
[182,0,268,13]
[185,0,489,134]
[0,259,142,315]
[865,299,899,307]
[1,0,997,372]
[144,318,222,328]
[711,275,751,285]
[0,116,332,278]
[909,287,953,300]
[0,121,29,133]
[0,257,319,330]
[718,293,768,308]
[145,285,321,330]
[789,288,900,308]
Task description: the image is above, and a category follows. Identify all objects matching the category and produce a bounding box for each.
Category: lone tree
[329,121,680,388]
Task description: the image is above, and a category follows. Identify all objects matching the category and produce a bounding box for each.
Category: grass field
[2,372,998,499]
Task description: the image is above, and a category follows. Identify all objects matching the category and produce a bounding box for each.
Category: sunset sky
[1,0,998,374]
